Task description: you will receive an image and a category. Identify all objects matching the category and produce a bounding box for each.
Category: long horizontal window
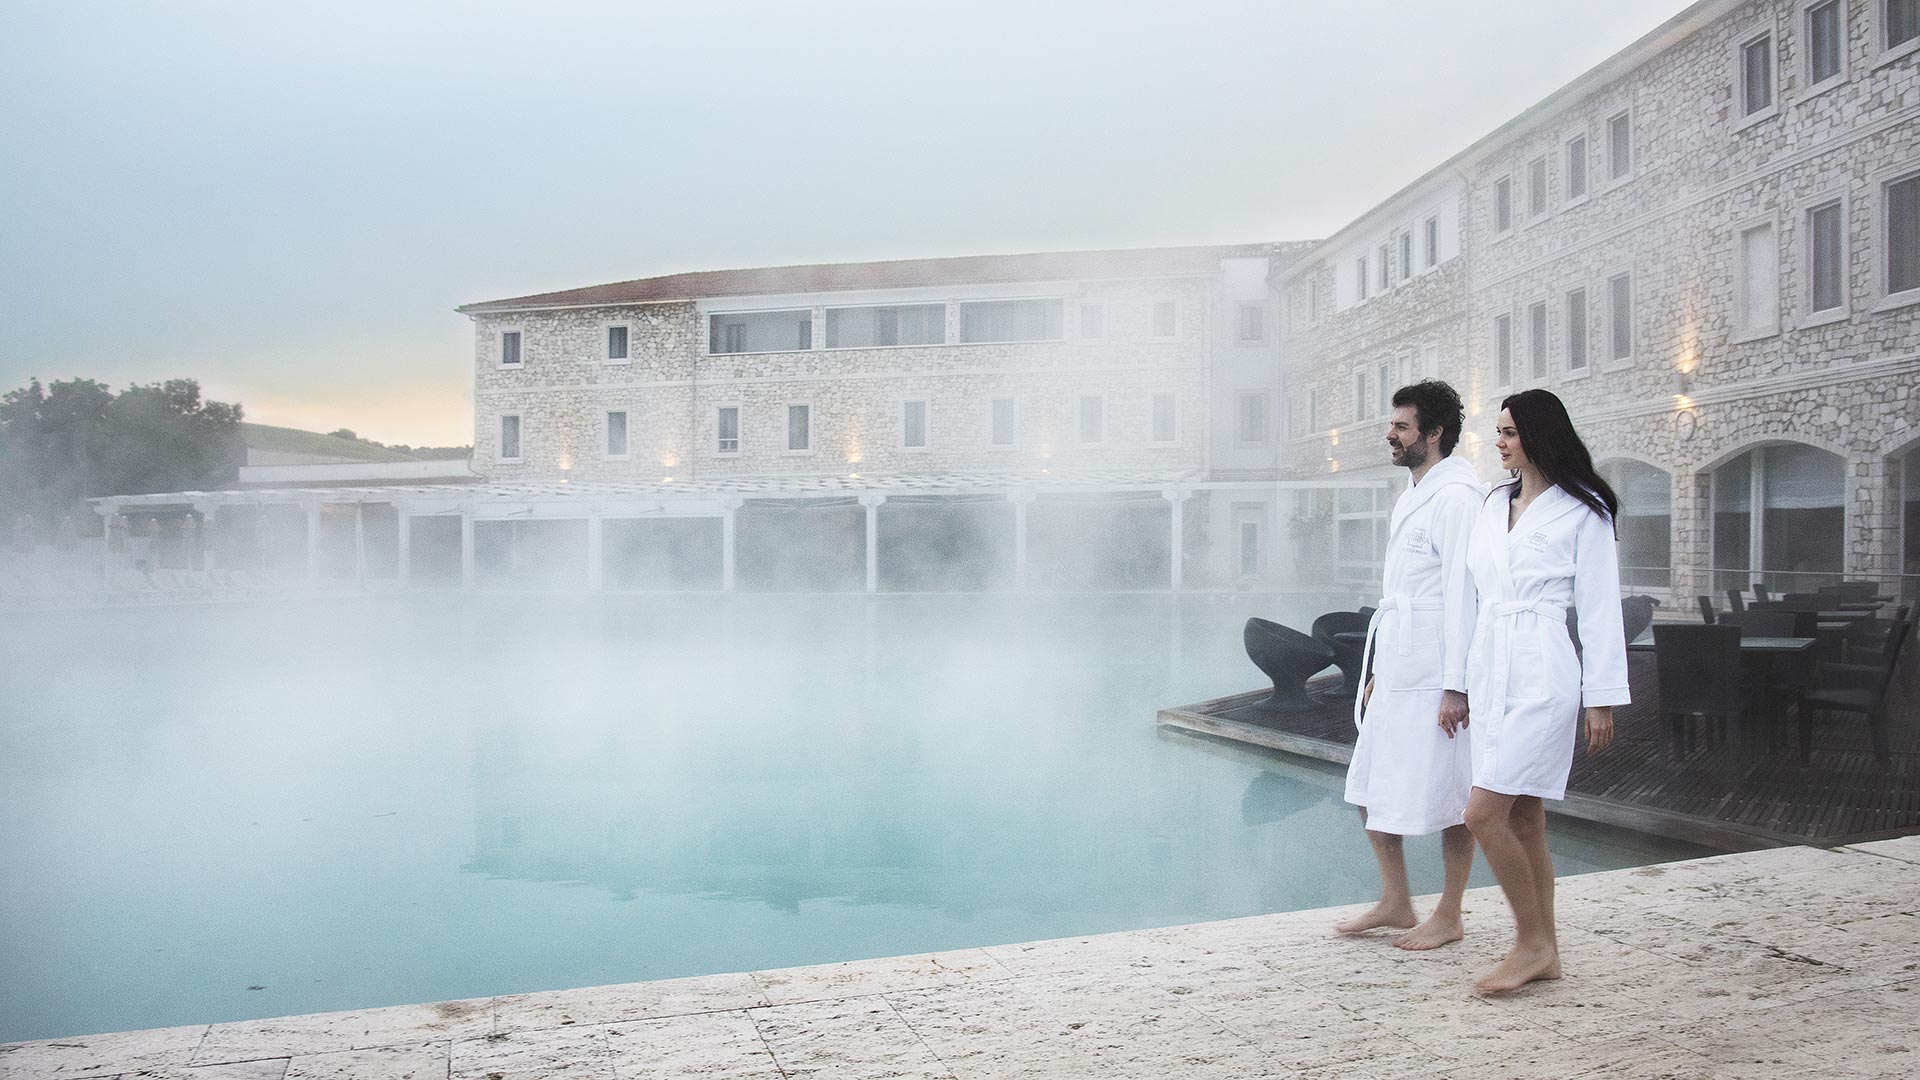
[709,310,812,354]
[959,299,1064,343]
[825,304,946,348]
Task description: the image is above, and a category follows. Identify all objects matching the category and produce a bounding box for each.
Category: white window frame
[1799,191,1852,327]
[1377,242,1392,292]
[497,412,524,463]
[1603,107,1635,189]
[1526,155,1550,223]
[714,403,742,456]
[1306,278,1322,324]
[1492,174,1514,237]
[784,401,814,456]
[1603,268,1637,369]
[1797,0,1851,100]
[1422,343,1440,379]
[1492,310,1515,389]
[1525,296,1551,381]
[1564,286,1591,379]
[1396,230,1413,281]
[603,321,633,365]
[1873,0,1920,67]
[1232,504,1265,577]
[1076,394,1107,447]
[706,307,815,356]
[1356,255,1370,300]
[603,409,630,460]
[821,302,949,351]
[496,326,525,370]
[1353,369,1369,422]
[1376,361,1392,417]
[900,397,931,451]
[988,395,1019,450]
[1423,215,1440,270]
[1236,302,1267,343]
[1731,24,1781,130]
[1149,392,1179,446]
[1076,300,1106,341]
[1731,212,1782,343]
[1150,299,1180,340]
[1306,389,1320,436]
[1874,161,1920,312]
[1563,130,1591,208]
[1235,390,1272,446]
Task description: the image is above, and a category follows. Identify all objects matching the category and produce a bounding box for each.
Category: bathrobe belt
[1478,598,1570,736]
[1353,594,1449,728]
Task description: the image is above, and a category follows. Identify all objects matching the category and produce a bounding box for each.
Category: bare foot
[1473,942,1562,992]
[1333,901,1417,935]
[1392,912,1464,951]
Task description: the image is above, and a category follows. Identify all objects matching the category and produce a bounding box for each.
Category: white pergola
[91,469,1392,592]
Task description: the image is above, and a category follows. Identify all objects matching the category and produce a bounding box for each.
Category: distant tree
[329,428,358,440]
[0,377,244,541]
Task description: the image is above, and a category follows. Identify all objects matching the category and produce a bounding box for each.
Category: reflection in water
[0,594,1708,1041]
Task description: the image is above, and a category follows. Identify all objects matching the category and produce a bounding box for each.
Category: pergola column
[96,504,117,583]
[1163,486,1190,592]
[353,503,367,589]
[587,510,605,592]
[303,502,321,583]
[191,500,217,572]
[1010,491,1034,589]
[396,506,412,587]
[459,513,476,590]
[860,493,886,594]
[721,499,742,592]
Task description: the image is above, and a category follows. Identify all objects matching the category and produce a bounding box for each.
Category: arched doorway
[1599,459,1671,591]
[1711,443,1846,594]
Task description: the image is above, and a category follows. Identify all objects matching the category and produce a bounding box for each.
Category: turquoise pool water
[0,593,1708,1041]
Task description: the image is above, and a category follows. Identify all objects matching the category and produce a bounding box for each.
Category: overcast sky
[1,0,1689,445]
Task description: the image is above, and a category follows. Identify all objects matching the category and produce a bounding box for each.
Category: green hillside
[240,423,419,462]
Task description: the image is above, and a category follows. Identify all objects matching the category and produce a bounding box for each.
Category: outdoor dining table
[1629,635,1817,757]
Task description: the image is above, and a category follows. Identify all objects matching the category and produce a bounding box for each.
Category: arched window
[1711,443,1846,594]
[1599,460,1671,589]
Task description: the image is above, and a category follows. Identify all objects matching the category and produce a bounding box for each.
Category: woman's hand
[1583,706,1614,754]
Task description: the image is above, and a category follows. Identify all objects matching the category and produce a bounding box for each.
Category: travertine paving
[6,837,1917,1079]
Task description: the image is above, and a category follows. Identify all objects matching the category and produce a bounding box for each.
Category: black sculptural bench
[1244,617,1336,712]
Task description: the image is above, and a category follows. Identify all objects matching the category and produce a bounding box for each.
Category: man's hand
[1438,690,1469,737]
[1584,706,1614,753]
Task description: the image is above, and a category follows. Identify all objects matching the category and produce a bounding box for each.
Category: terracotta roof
[457,242,1315,314]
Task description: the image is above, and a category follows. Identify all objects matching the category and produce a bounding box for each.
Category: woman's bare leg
[1463,788,1561,991]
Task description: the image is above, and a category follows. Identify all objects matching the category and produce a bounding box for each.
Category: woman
[1460,389,1629,993]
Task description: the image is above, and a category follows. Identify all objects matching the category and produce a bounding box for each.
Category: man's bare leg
[1393,823,1473,951]
[1463,789,1560,991]
[1334,808,1419,934]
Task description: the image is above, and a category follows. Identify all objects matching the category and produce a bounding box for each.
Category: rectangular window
[1239,520,1261,576]
[1307,279,1321,322]
[1808,1,1843,85]
[1888,174,1920,297]
[825,304,945,348]
[902,400,928,449]
[1494,313,1513,386]
[1237,303,1266,342]
[1377,243,1391,291]
[1377,362,1391,416]
[1529,301,1549,379]
[1736,221,1779,335]
[786,404,811,452]
[1607,111,1632,182]
[1566,134,1588,201]
[1566,287,1589,371]
[606,411,628,458]
[1808,200,1845,312]
[1740,33,1775,117]
[1353,370,1368,420]
[1078,395,1105,444]
[1151,393,1177,443]
[1398,232,1412,279]
[1152,300,1178,337]
[1307,389,1319,434]
[990,397,1017,446]
[1424,216,1439,267]
[1078,302,1105,339]
[1528,157,1548,218]
[606,325,628,361]
[499,414,522,460]
[1356,255,1370,300]
[716,406,740,454]
[1608,273,1634,362]
[710,310,812,354]
[500,330,522,366]
[960,299,1063,343]
[1887,0,1919,50]
[1494,177,1513,234]
[1237,392,1270,443]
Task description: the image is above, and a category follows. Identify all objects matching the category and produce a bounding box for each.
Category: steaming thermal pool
[0,593,1707,1040]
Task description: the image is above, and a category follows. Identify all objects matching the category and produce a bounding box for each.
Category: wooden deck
[1159,647,1920,850]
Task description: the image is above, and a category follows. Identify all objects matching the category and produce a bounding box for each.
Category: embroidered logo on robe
[1524,531,1549,551]
[1406,528,1431,553]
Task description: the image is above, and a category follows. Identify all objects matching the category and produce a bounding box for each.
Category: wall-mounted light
[1671,369,1689,396]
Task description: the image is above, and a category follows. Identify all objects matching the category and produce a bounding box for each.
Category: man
[1334,380,1484,950]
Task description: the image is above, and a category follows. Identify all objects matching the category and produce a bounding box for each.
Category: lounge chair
[1244,618,1337,713]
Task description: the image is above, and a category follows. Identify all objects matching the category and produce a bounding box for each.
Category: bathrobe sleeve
[1438,486,1481,694]
[1573,506,1632,709]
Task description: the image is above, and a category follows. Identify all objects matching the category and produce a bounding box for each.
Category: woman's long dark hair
[1500,389,1618,523]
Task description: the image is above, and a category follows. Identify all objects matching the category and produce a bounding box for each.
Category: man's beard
[1394,441,1430,470]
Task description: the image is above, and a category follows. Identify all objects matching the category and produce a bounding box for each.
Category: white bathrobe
[1343,454,1486,835]
[1462,480,1632,800]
